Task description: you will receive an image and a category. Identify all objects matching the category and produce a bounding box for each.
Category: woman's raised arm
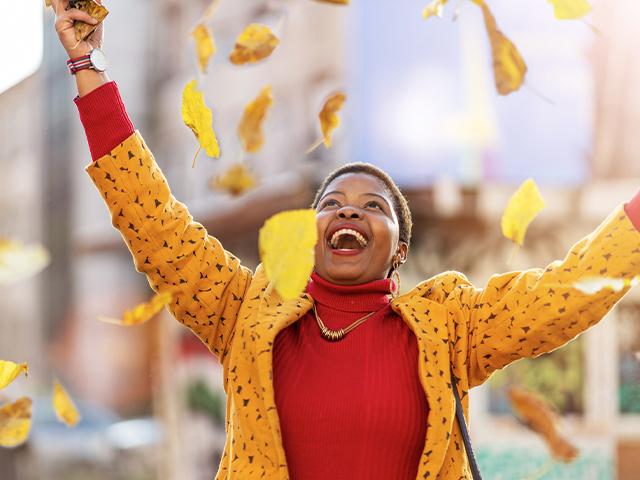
[52,0,252,364]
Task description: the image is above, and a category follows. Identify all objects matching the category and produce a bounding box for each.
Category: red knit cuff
[624,190,640,232]
[74,81,135,161]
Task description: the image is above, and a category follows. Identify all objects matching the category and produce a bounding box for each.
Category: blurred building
[1,0,639,479]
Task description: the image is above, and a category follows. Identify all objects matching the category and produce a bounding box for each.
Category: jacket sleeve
[86,131,252,362]
[449,205,640,387]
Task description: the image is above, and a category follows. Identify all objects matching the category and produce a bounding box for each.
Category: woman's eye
[365,201,382,210]
[321,199,339,209]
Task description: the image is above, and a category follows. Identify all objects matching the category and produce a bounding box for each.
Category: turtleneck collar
[306,272,393,313]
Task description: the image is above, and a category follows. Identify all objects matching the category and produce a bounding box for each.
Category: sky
[0,0,43,95]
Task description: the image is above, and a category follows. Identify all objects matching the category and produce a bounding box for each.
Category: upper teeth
[330,229,368,248]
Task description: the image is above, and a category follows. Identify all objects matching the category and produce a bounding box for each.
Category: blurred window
[617,304,640,414]
[0,0,43,94]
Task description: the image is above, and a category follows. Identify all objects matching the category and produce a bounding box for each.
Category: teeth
[330,228,368,248]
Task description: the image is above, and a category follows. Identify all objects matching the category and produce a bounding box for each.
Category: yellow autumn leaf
[572,276,639,295]
[229,24,280,65]
[210,164,258,196]
[53,381,81,427]
[307,92,347,153]
[238,86,274,153]
[182,80,220,166]
[473,0,527,95]
[0,361,28,390]
[259,209,318,300]
[0,239,50,285]
[508,387,578,463]
[313,0,350,4]
[0,397,32,448]
[548,0,591,20]
[501,179,545,246]
[192,23,216,73]
[99,291,173,326]
[69,0,109,42]
[422,0,448,20]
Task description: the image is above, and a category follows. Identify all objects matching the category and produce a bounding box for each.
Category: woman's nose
[337,205,361,219]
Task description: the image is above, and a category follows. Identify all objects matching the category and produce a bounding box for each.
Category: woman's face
[314,172,408,285]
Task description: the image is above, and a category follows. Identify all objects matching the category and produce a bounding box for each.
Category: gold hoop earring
[390,256,401,298]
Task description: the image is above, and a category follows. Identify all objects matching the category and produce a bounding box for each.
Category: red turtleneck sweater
[272,273,428,479]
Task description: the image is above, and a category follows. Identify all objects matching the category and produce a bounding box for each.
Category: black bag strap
[451,370,482,480]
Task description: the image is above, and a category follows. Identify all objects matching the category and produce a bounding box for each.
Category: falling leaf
[0,397,32,448]
[307,92,347,153]
[259,209,318,300]
[0,239,50,285]
[210,164,258,196]
[53,381,81,427]
[192,23,216,73]
[422,0,448,20]
[572,276,640,295]
[313,0,350,4]
[0,361,28,390]
[68,0,109,42]
[238,86,274,153]
[501,179,545,246]
[229,24,280,65]
[548,0,591,19]
[98,291,173,326]
[508,387,578,462]
[473,0,527,95]
[182,80,220,166]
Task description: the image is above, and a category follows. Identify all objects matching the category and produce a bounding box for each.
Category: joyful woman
[53,2,640,479]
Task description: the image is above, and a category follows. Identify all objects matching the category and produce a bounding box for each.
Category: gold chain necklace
[312,303,382,342]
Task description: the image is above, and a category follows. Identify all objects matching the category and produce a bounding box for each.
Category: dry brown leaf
[508,387,579,463]
[69,0,109,42]
[210,164,258,196]
[238,86,274,153]
[0,397,32,448]
[99,291,173,326]
[473,0,527,95]
[192,23,216,73]
[229,24,280,65]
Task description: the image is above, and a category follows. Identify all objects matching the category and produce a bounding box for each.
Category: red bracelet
[67,54,92,75]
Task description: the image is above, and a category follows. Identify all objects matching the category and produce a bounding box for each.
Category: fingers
[50,0,70,16]
[55,8,99,30]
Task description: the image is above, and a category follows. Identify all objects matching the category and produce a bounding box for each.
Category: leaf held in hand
[548,0,591,20]
[238,86,274,153]
[259,210,318,300]
[69,0,109,42]
[210,164,258,196]
[53,381,81,427]
[99,291,173,326]
[0,239,50,285]
[0,397,32,448]
[474,0,527,95]
[572,276,639,295]
[192,23,216,73]
[508,387,578,463]
[422,0,448,20]
[229,24,280,65]
[182,80,220,164]
[501,179,545,246]
[0,361,28,390]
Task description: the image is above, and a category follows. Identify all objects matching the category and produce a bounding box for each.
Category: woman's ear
[397,242,409,264]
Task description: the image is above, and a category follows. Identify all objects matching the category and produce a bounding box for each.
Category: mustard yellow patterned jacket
[87,132,640,479]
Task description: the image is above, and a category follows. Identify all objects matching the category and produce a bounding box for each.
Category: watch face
[90,49,108,72]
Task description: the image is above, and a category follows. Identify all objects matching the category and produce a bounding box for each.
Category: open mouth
[328,228,369,252]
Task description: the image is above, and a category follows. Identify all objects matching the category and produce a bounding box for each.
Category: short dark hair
[311,162,413,246]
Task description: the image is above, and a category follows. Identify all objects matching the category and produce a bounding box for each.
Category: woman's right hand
[51,0,105,59]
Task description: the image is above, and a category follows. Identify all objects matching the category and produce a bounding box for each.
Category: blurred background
[1,0,640,478]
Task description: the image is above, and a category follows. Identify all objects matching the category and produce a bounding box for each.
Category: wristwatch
[67,48,108,75]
